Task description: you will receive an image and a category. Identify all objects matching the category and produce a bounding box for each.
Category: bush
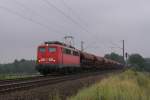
[0,59,37,74]
[69,70,150,100]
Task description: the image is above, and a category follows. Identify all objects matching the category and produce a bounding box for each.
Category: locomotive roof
[45,41,64,45]
[43,41,76,49]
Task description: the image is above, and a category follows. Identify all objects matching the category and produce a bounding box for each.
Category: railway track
[0,74,61,85]
[0,70,122,95]
[0,75,43,85]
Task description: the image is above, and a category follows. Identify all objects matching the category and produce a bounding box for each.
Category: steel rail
[0,70,122,94]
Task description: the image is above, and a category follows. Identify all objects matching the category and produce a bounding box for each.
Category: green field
[0,74,39,80]
[69,70,150,100]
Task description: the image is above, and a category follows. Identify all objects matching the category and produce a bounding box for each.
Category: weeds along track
[0,73,62,86]
[0,74,63,85]
[0,70,121,95]
[0,75,44,85]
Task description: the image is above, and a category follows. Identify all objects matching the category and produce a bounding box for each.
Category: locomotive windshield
[39,47,46,52]
[48,47,56,52]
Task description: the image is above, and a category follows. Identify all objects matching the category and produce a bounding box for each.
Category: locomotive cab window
[73,51,79,56]
[39,47,46,52]
[48,47,56,52]
[63,48,71,55]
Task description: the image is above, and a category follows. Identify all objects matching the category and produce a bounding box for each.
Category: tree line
[105,52,150,72]
[0,53,149,74]
[0,59,37,74]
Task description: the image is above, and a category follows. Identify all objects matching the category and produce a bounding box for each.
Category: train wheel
[42,72,48,76]
[39,70,49,76]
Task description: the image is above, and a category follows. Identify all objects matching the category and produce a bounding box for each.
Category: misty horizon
[0,0,150,63]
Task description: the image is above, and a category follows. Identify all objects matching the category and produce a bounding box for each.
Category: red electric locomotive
[36,41,80,75]
[36,41,123,75]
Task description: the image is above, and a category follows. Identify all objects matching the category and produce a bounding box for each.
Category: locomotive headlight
[41,58,46,61]
[49,58,55,62]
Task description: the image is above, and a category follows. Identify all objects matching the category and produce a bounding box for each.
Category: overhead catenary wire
[13,0,93,45]
[13,0,37,16]
[109,41,122,48]
[12,0,67,33]
[2,0,101,49]
[60,0,88,27]
[46,0,103,48]
[13,0,94,45]
[42,0,90,34]
[0,5,63,34]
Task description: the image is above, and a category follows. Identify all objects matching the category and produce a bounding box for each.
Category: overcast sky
[0,0,150,63]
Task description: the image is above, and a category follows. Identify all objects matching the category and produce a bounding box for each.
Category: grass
[69,70,150,100]
[0,73,39,80]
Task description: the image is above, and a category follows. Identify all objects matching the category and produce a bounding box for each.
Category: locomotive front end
[36,44,60,75]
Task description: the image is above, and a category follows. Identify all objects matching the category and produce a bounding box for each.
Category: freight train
[36,41,123,75]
